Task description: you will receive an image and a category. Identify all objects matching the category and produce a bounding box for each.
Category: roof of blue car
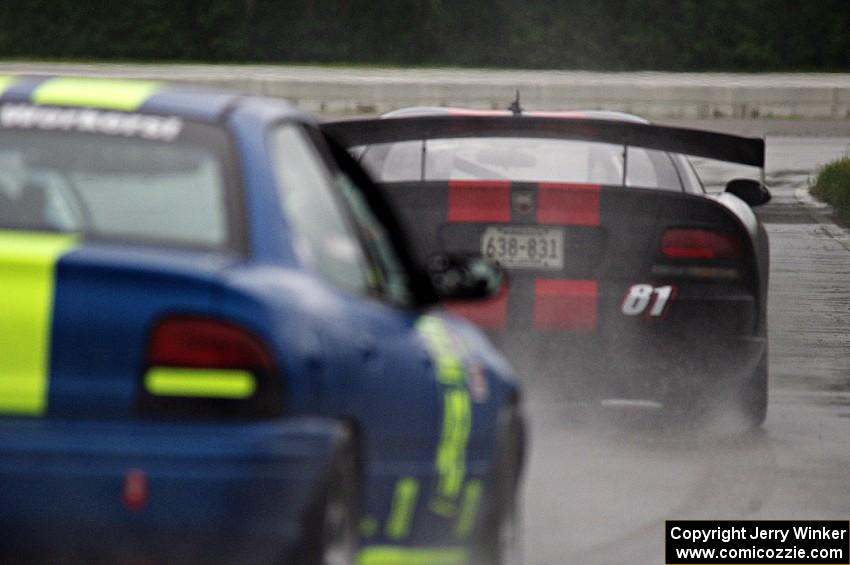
[0,75,300,122]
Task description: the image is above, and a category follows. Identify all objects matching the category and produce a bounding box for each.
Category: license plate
[481,226,564,270]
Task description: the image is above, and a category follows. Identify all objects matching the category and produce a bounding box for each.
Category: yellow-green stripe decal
[357,546,467,565]
[144,368,256,399]
[454,480,483,538]
[416,315,474,519]
[433,389,471,505]
[33,77,163,111]
[385,478,420,540]
[0,76,18,95]
[0,230,78,415]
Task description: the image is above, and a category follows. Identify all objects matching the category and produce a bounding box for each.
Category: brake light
[140,316,283,415]
[661,229,741,259]
[147,316,274,373]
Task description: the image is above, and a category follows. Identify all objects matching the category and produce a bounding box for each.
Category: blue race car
[0,76,524,565]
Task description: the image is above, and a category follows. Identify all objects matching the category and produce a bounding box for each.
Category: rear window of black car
[0,119,241,251]
[358,137,682,191]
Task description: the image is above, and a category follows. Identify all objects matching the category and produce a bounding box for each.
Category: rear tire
[292,427,360,565]
[472,403,525,565]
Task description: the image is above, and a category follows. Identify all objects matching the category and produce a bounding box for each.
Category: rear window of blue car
[0,118,240,251]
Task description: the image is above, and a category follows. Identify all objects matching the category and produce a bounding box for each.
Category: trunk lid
[381,180,758,336]
[0,236,233,420]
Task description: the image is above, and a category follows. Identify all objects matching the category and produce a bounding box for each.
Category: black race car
[323,107,771,427]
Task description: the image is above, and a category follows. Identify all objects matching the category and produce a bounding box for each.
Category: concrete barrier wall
[2,62,850,119]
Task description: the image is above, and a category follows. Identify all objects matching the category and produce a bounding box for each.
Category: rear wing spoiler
[321,115,765,168]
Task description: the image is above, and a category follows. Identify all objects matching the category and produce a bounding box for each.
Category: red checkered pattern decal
[448,180,511,223]
[446,181,602,331]
[533,279,598,331]
[537,182,600,226]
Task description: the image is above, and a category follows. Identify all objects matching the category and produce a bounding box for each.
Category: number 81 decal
[621,284,676,318]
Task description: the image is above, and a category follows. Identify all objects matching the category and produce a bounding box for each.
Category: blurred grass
[811,157,850,224]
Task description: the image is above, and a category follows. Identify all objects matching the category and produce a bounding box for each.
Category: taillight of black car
[653,227,743,280]
[661,228,741,259]
[138,316,284,419]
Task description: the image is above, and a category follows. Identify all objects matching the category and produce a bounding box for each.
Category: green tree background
[1,0,849,70]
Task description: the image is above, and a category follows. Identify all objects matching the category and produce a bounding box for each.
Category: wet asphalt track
[520,126,850,565]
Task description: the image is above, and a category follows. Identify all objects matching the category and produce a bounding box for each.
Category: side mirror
[427,253,504,301]
[724,178,771,207]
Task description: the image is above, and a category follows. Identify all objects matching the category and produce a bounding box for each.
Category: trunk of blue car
[0,237,238,420]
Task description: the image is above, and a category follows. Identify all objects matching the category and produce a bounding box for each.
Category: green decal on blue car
[0,76,19,95]
[0,230,78,415]
[33,77,163,111]
[416,315,474,518]
[358,546,467,565]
